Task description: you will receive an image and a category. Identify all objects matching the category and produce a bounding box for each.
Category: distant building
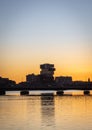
[40,63,56,83]
[40,63,55,76]
[26,73,40,83]
[55,76,72,85]
[0,77,16,87]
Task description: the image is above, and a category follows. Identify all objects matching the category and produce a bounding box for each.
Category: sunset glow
[0,0,92,83]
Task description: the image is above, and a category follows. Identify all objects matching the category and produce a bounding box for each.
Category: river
[0,91,92,130]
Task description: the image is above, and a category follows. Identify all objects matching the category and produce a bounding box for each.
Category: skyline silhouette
[0,63,92,96]
[0,63,91,83]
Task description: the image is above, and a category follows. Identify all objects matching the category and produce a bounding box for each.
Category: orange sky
[0,0,92,83]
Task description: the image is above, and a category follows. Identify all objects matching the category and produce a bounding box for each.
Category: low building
[0,77,16,87]
[55,76,72,85]
[26,73,40,83]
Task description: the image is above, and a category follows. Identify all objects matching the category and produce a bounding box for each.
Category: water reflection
[1,95,92,130]
[55,96,92,130]
[41,95,55,128]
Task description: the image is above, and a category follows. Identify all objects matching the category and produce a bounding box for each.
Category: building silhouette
[26,73,40,83]
[40,63,55,83]
[0,63,92,94]
[55,76,72,85]
[26,63,56,84]
[40,64,55,76]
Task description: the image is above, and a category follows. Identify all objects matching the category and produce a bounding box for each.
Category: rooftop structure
[40,63,55,77]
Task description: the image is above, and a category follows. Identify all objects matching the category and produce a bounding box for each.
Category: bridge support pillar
[56,90,64,96]
[84,90,90,95]
[20,90,29,95]
[0,90,6,95]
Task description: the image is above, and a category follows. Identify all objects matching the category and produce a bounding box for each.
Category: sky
[0,0,92,83]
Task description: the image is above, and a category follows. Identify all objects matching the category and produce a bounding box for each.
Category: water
[0,92,92,130]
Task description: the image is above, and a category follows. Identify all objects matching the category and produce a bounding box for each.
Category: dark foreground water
[0,92,92,130]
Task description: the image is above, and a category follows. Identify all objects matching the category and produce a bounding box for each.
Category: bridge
[0,82,92,96]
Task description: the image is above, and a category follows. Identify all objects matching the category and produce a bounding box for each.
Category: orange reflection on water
[55,95,92,129]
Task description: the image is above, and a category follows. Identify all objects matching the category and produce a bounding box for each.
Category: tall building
[40,63,55,76]
[40,63,55,83]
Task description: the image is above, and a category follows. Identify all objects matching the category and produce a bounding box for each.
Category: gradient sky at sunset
[0,0,92,83]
